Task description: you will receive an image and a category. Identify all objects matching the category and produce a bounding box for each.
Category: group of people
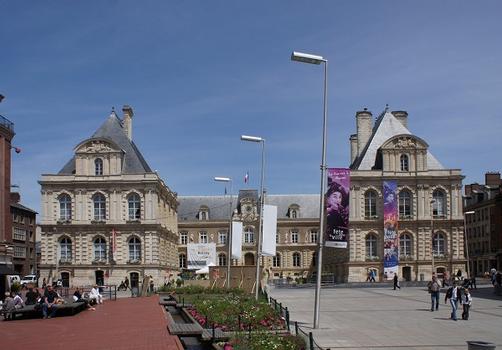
[1,284,104,320]
[428,276,473,321]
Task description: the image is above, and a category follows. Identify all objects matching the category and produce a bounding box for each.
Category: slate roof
[178,192,320,221]
[58,112,152,174]
[11,202,38,214]
[351,111,443,170]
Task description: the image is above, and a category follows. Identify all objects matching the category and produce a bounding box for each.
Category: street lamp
[214,176,233,288]
[240,134,265,300]
[464,211,475,279]
[291,50,328,329]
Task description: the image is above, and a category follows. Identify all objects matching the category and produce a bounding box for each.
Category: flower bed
[220,332,306,350]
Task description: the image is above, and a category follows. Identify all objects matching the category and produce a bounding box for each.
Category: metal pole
[464,215,470,278]
[255,139,265,300]
[227,181,233,288]
[314,59,328,329]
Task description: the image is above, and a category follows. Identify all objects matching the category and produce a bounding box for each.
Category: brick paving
[0,295,183,350]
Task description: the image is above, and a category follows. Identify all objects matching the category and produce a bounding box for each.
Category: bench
[2,301,87,320]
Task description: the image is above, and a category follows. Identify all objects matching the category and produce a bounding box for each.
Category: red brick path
[0,295,183,350]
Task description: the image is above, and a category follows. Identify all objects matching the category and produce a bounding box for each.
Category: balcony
[59,258,72,265]
[0,114,14,132]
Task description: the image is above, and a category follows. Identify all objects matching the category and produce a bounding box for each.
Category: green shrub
[10,282,21,294]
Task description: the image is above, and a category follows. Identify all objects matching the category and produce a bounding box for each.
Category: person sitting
[73,287,95,310]
[118,280,126,291]
[13,293,25,309]
[42,285,59,319]
[2,292,15,320]
[25,287,39,305]
[89,285,103,304]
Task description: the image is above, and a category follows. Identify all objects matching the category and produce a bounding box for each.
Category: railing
[0,114,14,132]
[268,296,290,331]
[294,321,328,350]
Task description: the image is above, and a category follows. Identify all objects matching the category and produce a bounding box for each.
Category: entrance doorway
[244,253,254,266]
[130,272,139,296]
[95,270,104,286]
[402,266,412,281]
[61,272,70,287]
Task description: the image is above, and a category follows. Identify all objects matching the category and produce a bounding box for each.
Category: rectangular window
[199,232,208,244]
[14,246,26,258]
[13,228,26,241]
[180,232,188,245]
[291,230,299,244]
[276,233,279,244]
[310,230,318,244]
[218,231,227,244]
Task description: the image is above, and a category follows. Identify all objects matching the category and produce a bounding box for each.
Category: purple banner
[325,168,350,248]
[383,180,399,280]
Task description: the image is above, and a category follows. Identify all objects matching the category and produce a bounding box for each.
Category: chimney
[485,172,501,186]
[356,109,373,157]
[122,105,134,140]
[10,192,20,204]
[391,110,408,128]
[350,134,358,164]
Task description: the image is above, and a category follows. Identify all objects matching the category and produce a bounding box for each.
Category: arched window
[244,252,254,265]
[273,253,281,267]
[94,237,107,261]
[365,234,378,258]
[128,236,141,262]
[292,252,301,267]
[59,237,72,262]
[218,253,227,266]
[288,205,300,218]
[128,193,141,220]
[59,194,72,221]
[179,254,186,268]
[95,158,103,176]
[400,154,409,171]
[364,190,377,218]
[400,233,412,256]
[198,206,209,220]
[433,232,446,256]
[432,190,446,217]
[244,227,254,244]
[93,193,106,221]
[399,190,413,218]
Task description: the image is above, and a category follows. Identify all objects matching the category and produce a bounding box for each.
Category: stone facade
[324,109,465,282]
[10,192,37,276]
[38,106,178,288]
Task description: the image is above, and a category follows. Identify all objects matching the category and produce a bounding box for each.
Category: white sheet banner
[231,221,243,259]
[187,243,216,270]
[261,204,277,256]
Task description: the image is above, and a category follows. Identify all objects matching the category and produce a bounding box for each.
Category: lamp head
[241,135,264,143]
[291,51,325,65]
[464,211,475,215]
[214,177,231,182]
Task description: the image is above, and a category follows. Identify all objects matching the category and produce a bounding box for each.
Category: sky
[1,1,501,214]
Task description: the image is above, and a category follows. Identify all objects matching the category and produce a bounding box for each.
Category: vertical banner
[261,205,277,256]
[231,221,243,259]
[325,168,350,248]
[187,243,216,270]
[383,180,399,280]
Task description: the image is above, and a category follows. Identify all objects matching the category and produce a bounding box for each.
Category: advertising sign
[325,168,350,248]
[261,204,277,256]
[231,221,243,259]
[383,180,399,280]
[187,243,216,270]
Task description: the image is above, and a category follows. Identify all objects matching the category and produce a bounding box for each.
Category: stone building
[464,172,502,274]
[38,106,179,288]
[10,192,37,276]
[178,190,320,280]
[324,109,465,282]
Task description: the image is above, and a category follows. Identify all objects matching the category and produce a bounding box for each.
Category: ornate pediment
[240,198,257,222]
[381,134,428,151]
[75,138,122,154]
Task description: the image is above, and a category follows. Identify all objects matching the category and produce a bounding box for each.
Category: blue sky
[1,1,501,213]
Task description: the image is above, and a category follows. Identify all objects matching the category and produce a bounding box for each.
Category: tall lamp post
[464,211,475,278]
[241,135,265,300]
[214,176,233,288]
[291,51,328,329]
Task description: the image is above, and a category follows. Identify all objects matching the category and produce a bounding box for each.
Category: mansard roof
[178,191,320,221]
[58,112,152,174]
[351,111,443,170]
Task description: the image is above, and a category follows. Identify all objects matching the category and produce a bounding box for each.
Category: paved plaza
[270,285,502,350]
[0,295,182,350]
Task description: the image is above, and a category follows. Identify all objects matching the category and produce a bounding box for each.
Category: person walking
[370,270,376,283]
[428,276,440,311]
[393,274,400,290]
[461,288,472,320]
[445,281,461,321]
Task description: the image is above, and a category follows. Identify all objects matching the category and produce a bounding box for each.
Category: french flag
[244,171,249,184]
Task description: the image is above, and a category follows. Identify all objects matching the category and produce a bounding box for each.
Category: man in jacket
[428,276,440,311]
[445,281,462,321]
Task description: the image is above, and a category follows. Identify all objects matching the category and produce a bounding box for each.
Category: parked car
[20,275,37,287]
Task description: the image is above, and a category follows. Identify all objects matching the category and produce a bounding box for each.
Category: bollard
[212,323,215,339]
[309,332,314,350]
[295,321,299,336]
[286,308,290,331]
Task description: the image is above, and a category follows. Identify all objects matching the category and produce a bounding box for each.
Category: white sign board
[261,204,277,256]
[231,221,243,259]
[187,243,216,270]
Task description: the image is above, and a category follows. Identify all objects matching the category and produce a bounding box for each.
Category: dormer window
[95,158,103,175]
[400,154,409,171]
[288,205,300,218]
[198,206,209,220]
